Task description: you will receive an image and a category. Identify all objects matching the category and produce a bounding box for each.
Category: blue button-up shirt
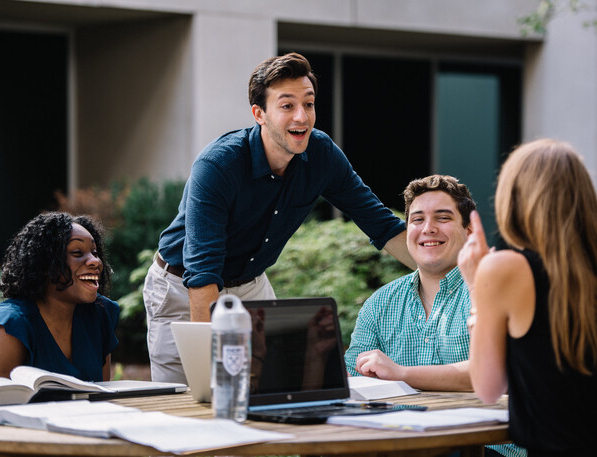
[159,125,405,290]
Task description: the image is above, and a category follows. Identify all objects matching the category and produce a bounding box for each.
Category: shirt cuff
[183,271,223,290]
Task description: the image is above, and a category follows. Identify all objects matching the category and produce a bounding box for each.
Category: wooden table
[0,391,510,457]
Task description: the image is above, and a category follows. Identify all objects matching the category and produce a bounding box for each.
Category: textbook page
[0,401,138,430]
[48,411,293,453]
[9,366,112,392]
[0,378,36,405]
[348,376,419,400]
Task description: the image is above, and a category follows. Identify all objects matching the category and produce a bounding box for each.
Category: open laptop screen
[242,298,350,407]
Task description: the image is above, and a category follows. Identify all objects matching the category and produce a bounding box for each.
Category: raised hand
[457,210,490,290]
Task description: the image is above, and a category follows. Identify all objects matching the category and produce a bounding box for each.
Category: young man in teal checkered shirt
[344,175,526,457]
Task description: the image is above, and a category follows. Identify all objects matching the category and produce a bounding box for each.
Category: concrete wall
[191,12,275,160]
[5,0,597,185]
[523,8,597,179]
[76,16,193,186]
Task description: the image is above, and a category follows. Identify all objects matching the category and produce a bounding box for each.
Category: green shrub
[57,178,185,363]
[61,178,409,361]
[267,218,410,346]
[116,215,411,359]
[108,179,185,362]
[107,178,185,300]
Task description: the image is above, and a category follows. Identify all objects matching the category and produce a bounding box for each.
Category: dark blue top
[508,250,597,456]
[0,295,120,382]
[159,125,405,290]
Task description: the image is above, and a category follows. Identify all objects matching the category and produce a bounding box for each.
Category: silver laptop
[171,321,212,402]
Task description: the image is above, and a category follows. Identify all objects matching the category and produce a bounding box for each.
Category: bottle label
[222,345,245,376]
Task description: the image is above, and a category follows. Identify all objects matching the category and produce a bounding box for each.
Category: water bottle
[211,294,251,422]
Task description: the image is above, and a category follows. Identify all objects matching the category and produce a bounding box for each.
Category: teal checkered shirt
[345,266,470,374]
[344,266,527,457]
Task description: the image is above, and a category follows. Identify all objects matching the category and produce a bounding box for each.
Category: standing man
[144,52,414,384]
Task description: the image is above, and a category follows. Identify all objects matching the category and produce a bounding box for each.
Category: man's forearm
[383,231,416,270]
[402,360,472,391]
[189,284,219,322]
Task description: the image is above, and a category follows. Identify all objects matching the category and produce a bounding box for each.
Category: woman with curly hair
[0,212,119,381]
[458,139,597,457]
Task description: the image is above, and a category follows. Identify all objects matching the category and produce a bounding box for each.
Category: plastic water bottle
[211,294,251,422]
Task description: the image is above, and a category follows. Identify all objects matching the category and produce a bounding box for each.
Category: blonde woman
[458,139,597,457]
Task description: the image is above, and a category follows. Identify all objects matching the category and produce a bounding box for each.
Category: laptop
[171,321,212,402]
[242,297,421,424]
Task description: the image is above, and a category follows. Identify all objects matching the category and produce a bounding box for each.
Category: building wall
[191,12,275,162]
[76,16,193,185]
[3,0,597,187]
[523,8,597,178]
[69,0,545,186]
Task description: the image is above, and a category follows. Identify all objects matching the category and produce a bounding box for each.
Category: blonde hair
[495,139,597,374]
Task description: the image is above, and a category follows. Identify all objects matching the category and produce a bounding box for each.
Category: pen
[366,401,393,407]
[339,400,427,410]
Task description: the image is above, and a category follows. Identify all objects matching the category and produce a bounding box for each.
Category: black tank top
[507,250,597,456]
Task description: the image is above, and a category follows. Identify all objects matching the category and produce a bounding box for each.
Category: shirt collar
[249,124,309,179]
[442,266,464,292]
[408,265,464,295]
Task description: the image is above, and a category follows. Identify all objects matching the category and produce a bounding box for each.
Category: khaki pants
[143,260,275,383]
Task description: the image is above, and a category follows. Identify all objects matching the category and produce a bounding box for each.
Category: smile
[421,241,443,247]
[78,274,99,288]
[288,128,307,136]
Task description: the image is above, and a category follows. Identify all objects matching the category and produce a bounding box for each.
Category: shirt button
[265,238,269,243]
[250,258,254,262]
[424,338,430,343]
[270,174,275,179]
[274,210,278,215]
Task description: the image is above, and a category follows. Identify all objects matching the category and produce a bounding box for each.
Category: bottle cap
[211,294,251,332]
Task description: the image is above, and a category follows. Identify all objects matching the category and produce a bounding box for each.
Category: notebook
[242,297,422,424]
[63,380,188,401]
[171,321,212,402]
[23,378,187,403]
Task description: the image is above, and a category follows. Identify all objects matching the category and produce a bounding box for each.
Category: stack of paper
[327,407,509,431]
[0,401,292,453]
[0,400,137,429]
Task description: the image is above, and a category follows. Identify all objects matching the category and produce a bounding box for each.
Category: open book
[0,400,292,453]
[0,400,138,429]
[0,366,187,405]
[45,410,292,453]
[348,376,419,401]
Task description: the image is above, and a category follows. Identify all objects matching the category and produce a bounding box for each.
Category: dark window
[277,49,521,236]
[342,56,432,212]
[0,31,67,256]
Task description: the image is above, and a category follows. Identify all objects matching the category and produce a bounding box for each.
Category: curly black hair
[0,212,111,301]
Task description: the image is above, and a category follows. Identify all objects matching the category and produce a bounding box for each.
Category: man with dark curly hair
[0,212,119,381]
